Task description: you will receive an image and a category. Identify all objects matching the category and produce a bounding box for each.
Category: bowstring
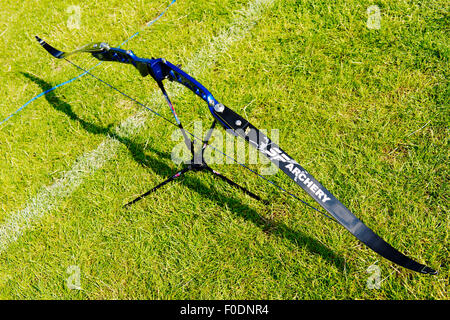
[63,58,335,221]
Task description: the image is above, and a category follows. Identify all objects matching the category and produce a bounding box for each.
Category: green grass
[0,0,448,299]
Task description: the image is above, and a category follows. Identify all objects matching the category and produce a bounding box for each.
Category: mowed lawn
[0,0,447,299]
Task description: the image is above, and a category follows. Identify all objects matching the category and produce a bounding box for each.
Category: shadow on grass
[22,72,346,272]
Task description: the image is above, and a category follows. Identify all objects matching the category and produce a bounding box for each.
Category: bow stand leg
[123,167,190,207]
[157,80,195,156]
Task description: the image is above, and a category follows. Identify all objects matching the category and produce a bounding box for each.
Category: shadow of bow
[21,72,346,272]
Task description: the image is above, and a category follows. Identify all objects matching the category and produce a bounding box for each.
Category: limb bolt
[214,103,225,113]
